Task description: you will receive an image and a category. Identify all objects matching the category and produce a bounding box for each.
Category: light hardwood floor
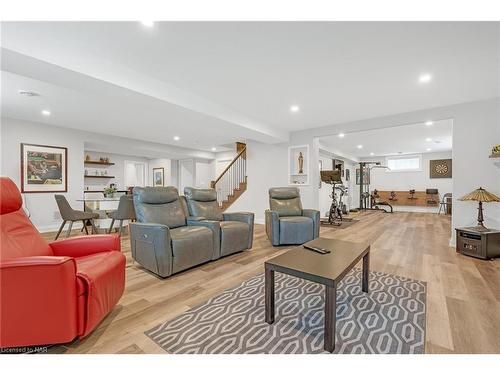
[41,211,500,354]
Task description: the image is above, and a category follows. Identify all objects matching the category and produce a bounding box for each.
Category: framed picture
[430,159,452,178]
[356,168,370,185]
[21,143,67,193]
[153,167,165,187]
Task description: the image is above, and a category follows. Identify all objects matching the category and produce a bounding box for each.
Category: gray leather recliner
[129,186,215,278]
[184,187,254,257]
[265,187,320,246]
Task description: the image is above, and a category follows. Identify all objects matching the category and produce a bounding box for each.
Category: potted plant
[103,186,117,198]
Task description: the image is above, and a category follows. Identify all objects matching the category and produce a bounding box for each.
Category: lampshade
[459,187,500,202]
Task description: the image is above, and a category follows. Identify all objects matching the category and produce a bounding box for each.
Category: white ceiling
[1,22,499,151]
[320,119,453,159]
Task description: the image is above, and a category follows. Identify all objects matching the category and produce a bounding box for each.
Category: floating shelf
[84,175,115,178]
[489,154,500,158]
[84,160,115,165]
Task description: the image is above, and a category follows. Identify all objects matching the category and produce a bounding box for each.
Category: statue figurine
[298,152,304,174]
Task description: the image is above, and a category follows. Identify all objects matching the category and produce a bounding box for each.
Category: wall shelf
[84,175,115,179]
[84,160,115,165]
[489,154,500,158]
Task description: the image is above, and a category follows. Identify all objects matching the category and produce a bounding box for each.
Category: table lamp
[459,187,500,230]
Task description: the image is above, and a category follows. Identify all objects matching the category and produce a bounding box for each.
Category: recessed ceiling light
[357,145,363,149]
[425,121,434,126]
[370,152,374,156]
[426,148,432,152]
[338,133,345,138]
[211,147,217,152]
[173,136,180,141]
[425,137,432,142]
[41,110,51,116]
[141,21,154,27]
[290,105,300,113]
[418,73,432,83]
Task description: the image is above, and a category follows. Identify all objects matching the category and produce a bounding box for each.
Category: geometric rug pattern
[145,269,426,354]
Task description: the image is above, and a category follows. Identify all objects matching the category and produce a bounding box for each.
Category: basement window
[386,155,422,172]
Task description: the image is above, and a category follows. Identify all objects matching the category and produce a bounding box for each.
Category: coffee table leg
[324,284,337,353]
[265,268,275,324]
[362,250,370,293]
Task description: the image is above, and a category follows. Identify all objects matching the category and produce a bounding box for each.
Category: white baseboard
[254,218,265,225]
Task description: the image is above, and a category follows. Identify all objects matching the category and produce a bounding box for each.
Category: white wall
[1,117,85,232]
[367,152,453,191]
[148,158,172,187]
[227,140,288,224]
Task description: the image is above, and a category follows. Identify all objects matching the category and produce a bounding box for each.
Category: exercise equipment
[358,161,393,213]
[320,170,352,225]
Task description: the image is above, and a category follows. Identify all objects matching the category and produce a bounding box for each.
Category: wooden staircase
[211,142,247,211]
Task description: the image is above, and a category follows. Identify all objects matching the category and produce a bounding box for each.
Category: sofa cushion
[279,216,314,245]
[184,187,223,221]
[170,226,213,273]
[269,187,303,216]
[220,221,250,257]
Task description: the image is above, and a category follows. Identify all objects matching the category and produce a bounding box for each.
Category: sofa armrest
[0,256,79,347]
[302,209,320,238]
[129,223,173,278]
[187,219,221,260]
[50,235,121,257]
[265,210,280,246]
[223,212,255,249]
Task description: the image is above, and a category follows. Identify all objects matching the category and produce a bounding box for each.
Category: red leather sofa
[0,177,126,348]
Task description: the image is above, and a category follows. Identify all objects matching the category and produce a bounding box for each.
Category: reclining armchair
[130,186,215,278]
[184,187,254,257]
[265,187,320,246]
[0,177,125,348]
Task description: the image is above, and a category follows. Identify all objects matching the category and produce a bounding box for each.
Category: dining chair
[54,195,99,240]
[107,195,136,236]
[438,193,452,214]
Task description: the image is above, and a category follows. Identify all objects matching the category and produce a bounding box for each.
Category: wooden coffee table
[264,237,370,353]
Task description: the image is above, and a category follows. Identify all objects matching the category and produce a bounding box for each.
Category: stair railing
[211,145,247,208]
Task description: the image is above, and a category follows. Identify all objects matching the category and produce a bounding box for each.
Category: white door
[179,159,194,194]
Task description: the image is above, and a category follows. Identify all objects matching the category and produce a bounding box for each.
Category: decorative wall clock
[430,159,452,178]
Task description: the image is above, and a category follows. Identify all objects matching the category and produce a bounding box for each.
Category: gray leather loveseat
[130,186,215,278]
[184,187,254,257]
[265,187,320,246]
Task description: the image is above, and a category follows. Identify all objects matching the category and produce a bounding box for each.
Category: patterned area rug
[145,269,426,354]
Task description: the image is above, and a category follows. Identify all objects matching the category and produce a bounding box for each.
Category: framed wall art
[21,143,67,193]
[153,167,165,187]
[430,159,452,179]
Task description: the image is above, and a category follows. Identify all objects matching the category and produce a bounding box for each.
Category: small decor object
[153,167,165,187]
[318,160,322,188]
[85,154,91,161]
[389,191,397,201]
[408,189,416,199]
[21,143,67,193]
[103,186,117,198]
[105,157,110,163]
[298,152,304,174]
[459,187,500,231]
[345,168,350,182]
[99,157,104,162]
[430,159,452,178]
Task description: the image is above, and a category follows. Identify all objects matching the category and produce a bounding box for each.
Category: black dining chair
[54,195,99,240]
[107,195,136,236]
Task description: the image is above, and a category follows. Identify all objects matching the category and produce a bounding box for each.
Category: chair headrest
[269,187,300,200]
[184,187,217,202]
[133,186,179,204]
[0,177,23,215]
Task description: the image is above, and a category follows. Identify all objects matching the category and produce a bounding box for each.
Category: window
[386,155,422,172]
